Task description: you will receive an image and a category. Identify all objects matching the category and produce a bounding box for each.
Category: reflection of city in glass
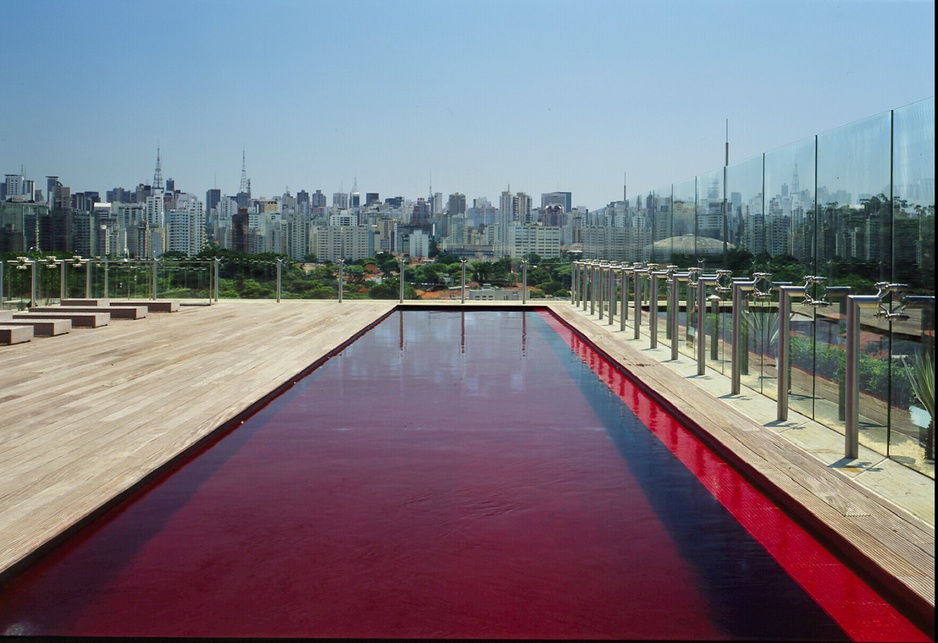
[595,98,934,298]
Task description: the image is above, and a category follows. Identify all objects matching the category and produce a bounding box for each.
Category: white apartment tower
[167,193,206,256]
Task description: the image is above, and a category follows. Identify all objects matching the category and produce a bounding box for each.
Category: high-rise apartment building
[541,191,572,213]
[311,190,327,210]
[311,225,375,262]
[447,193,467,215]
[3,172,34,201]
[167,193,205,256]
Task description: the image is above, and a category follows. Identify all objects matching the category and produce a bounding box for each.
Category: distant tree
[725,248,755,277]
[434,251,461,265]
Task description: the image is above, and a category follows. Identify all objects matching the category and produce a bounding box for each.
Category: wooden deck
[0,300,395,583]
[0,298,932,632]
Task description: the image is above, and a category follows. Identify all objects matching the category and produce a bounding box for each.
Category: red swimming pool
[0,310,928,640]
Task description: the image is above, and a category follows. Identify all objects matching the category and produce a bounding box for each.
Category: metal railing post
[777,285,806,420]
[619,266,628,331]
[569,261,575,304]
[597,262,605,320]
[670,272,689,361]
[521,260,528,304]
[649,269,666,348]
[845,295,881,459]
[278,258,284,303]
[29,259,37,306]
[590,262,597,315]
[59,260,66,300]
[461,259,467,304]
[664,265,678,340]
[633,264,644,340]
[696,275,718,375]
[214,257,220,302]
[608,263,617,326]
[399,258,406,303]
[580,261,593,311]
[731,280,756,394]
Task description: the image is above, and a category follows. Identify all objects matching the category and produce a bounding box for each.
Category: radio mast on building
[239,149,250,196]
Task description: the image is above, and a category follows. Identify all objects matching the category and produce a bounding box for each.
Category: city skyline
[1,0,935,209]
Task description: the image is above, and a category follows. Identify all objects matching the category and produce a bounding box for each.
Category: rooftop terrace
[0,299,933,634]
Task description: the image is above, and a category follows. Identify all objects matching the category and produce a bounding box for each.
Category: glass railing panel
[815,111,891,443]
[892,97,935,298]
[854,306,892,454]
[87,260,121,299]
[753,293,781,399]
[63,260,92,300]
[697,167,727,268]
[648,186,673,264]
[106,261,152,300]
[891,97,934,475]
[279,262,339,299]
[2,260,31,309]
[715,299,733,376]
[159,261,212,301]
[33,258,62,305]
[764,137,816,265]
[891,300,934,476]
[726,155,764,260]
[787,300,820,421]
[671,179,697,266]
[738,291,763,394]
[679,280,697,361]
[214,257,281,300]
[703,291,728,374]
[816,112,891,282]
[651,275,669,349]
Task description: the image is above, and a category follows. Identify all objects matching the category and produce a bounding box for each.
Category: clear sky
[1,0,934,210]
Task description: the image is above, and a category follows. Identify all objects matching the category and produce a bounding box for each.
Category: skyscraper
[541,191,572,213]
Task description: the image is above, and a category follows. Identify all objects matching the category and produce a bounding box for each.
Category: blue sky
[2,0,934,210]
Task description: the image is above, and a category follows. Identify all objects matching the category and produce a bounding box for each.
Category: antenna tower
[153,146,163,192]
[239,149,250,194]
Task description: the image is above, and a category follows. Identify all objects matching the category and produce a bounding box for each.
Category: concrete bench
[14,311,109,328]
[63,299,179,313]
[0,324,33,345]
[0,310,71,336]
[31,305,147,320]
[110,300,179,313]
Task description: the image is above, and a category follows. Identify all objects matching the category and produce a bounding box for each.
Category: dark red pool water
[0,310,928,640]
